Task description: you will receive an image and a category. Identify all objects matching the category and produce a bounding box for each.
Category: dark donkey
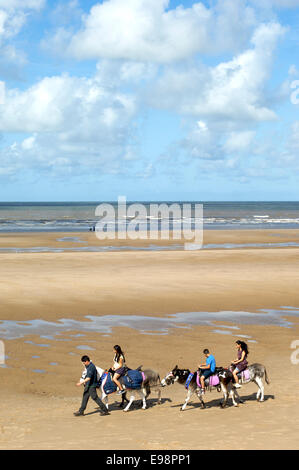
[161,365,234,410]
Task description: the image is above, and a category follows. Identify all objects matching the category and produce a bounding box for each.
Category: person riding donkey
[111,345,127,395]
[230,340,249,388]
[198,348,216,393]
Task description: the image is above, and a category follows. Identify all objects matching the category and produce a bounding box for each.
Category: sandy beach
[1,229,299,450]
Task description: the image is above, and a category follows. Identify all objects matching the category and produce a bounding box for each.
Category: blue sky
[0,0,299,201]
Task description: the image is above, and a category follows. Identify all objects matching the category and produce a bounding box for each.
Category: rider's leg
[200,374,205,391]
[113,372,125,393]
[233,368,242,388]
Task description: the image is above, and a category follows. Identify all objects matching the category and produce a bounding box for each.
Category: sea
[0,201,299,233]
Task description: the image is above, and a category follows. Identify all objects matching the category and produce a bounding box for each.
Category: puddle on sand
[1,241,299,253]
[56,237,85,243]
[24,341,50,347]
[0,307,298,342]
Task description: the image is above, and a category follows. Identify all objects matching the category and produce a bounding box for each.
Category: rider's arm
[234,351,245,364]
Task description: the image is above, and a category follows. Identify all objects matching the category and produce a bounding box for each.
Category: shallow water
[0,307,298,341]
[1,201,299,232]
[0,241,299,253]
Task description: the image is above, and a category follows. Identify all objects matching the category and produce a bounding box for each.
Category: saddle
[236,368,250,382]
[122,369,144,390]
[101,368,144,395]
[196,371,220,389]
[100,372,117,395]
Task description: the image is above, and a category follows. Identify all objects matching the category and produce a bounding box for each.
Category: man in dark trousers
[74,355,109,416]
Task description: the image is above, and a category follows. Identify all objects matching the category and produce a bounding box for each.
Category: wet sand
[0,229,299,449]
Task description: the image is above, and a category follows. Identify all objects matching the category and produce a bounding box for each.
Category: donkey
[161,365,234,410]
[230,363,270,403]
[117,367,162,412]
[80,366,162,412]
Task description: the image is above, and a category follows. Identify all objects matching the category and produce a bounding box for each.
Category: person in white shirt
[112,345,126,395]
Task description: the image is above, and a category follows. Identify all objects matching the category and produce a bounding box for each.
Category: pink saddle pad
[241,369,250,381]
[196,372,219,387]
[209,374,220,387]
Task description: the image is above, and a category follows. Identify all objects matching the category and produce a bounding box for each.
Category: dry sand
[0,229,299,450]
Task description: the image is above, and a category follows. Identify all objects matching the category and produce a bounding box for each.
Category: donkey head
[161,365,189,387]
[161,365,180,387]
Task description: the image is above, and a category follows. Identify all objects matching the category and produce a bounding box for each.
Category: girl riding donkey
[230,340,249,388]
[112,345,127,395]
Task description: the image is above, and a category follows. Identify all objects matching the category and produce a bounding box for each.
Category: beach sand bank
[0,229,299,449]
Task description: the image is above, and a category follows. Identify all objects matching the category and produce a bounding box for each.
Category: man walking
[74,355,110,416]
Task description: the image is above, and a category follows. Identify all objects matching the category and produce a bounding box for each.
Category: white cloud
[0,0,45,73]
[223,131,256,153]
[148,22,285,124]
[0,1,45,10]
[21,135,36,150]
[0,73,140,178]
[48,0,257,63]
[0,74,136,134]
[179,122,256,163]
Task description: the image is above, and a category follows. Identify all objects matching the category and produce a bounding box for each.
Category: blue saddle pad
[101,372,117,395]
[122,369,143,390]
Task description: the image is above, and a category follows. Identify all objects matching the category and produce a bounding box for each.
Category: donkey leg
[102,395,109,410]
[123,393,135,412]
[233,388,244,404]
[256,377,264,402]
[157,387,162,405]
[196,389,206,409]
[256,384,261,401]
[181,389,193,411]
[138,389,147,410]
[220,383,228,408]
[229,385,238,407]
[119,392,129,408]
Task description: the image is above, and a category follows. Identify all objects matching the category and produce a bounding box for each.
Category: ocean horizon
[0,201,299,232]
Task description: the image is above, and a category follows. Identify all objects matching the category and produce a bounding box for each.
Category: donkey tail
[264,367,270,385]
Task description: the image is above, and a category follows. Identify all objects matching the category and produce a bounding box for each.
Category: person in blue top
[198,348,216,393]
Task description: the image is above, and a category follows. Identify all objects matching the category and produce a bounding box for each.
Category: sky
[0,0,299,201]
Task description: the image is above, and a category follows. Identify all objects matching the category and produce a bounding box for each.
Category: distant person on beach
[198,348,216,393]
[74,355,109,416]
[112,345,126,395]
[230,340,249,388]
